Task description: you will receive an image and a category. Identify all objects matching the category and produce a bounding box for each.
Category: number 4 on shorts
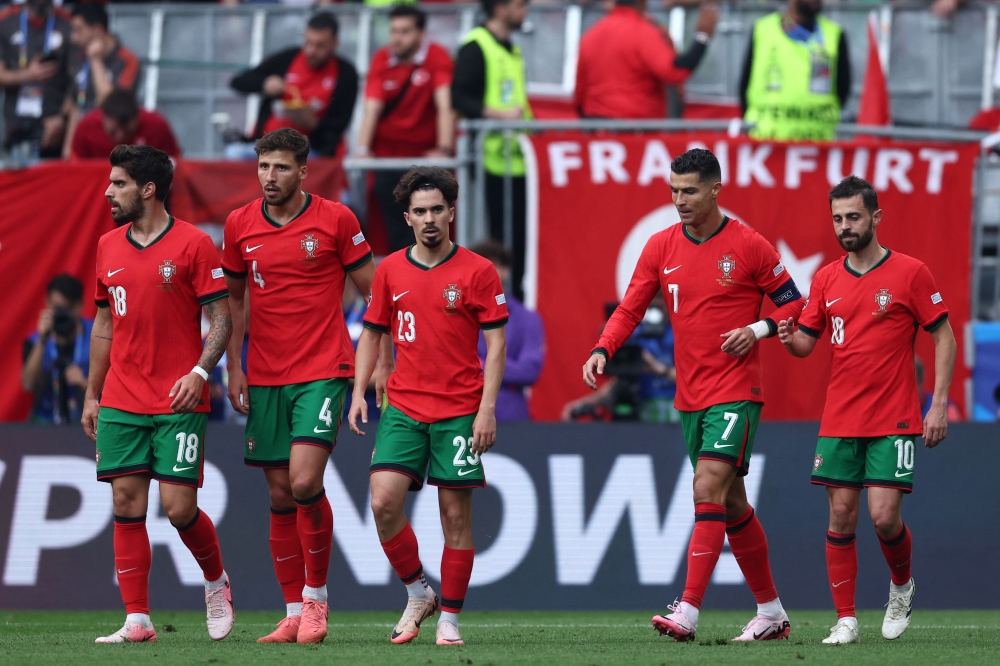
[318,398,334,428]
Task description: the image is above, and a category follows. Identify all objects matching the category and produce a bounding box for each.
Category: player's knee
[112,486,144,517]
[438,503,471,541]
[268,484,295,511]
[370,492,402,526]
[829,502,857,532]
[164,502,197,528]
[870,511,901,538]
[290,475,322,501]
[692,476,724,505]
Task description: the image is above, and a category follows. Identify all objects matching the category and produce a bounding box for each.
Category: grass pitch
[2,610,998,666]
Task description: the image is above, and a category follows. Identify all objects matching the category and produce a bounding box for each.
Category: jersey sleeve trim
[923,313,949,332]
[222,266,248,279]
[363,321,390,334]
[344,252,374,273]
[95,299,110,308]
[592,347,609,360]
[480,317,508,330]
[799,323,821,339]
[198,289,229,306]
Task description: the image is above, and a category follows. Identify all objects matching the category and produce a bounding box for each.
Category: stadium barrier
[0,422,997,611]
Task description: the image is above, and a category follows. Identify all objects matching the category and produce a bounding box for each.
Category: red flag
[857,11,891,126]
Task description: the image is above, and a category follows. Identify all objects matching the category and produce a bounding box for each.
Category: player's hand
[169,372,205,413]
[262,75,286,98]
[227,367,250,415]
[81,396,100,442]
[582,353,606,391]
[923,402,948,448]
[720,327,756,357]
[777,317,796,345]
[471,408,497,455]
[37,308,54,337]
[348,392,368,436]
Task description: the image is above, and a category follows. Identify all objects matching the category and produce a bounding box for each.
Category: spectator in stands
[0,0,72,159]
[740,0,851,141]
[575,0,718,119]
[356,5,455,252]
[71,88,179,159]
[21,274,93,425]
[229,12,357,157]
[452,0,531,301]
[472,241,545,421]
[63,3,140,158]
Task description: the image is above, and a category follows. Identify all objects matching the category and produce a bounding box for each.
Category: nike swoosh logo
[308,547,328,554]
[107,268,125,277]
[663,266,682,275]
[276,555,298,562]
[713,441,734,449]
[392,291,409,301]
[172,465,194,472]
[246,244,264,253]
[692,551,713,557]
[117,567,137,574]
[894,471,913,477]
[457,468,479,476]
[313,427,332,433]
[753,629,771,639]
[832,579,851,588]
[826,298,842,307]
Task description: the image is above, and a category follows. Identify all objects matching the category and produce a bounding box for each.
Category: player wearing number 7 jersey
[82,145,235,644]
[778,176,957,645]
[582,149,806,643]
[349,167,508,647]
[221,129,377,644]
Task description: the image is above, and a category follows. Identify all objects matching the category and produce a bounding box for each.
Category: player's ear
[871,208,882,226]
[299,164,308,182]
[143,181,156,200]
[449,206,455,224]
[403,211,413,228]
[711,181,722,198]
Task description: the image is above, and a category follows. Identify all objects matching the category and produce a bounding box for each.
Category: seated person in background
[21,274,93,425]
[230,12,357,157]
[472,241,544,421]
[71,88,180,159]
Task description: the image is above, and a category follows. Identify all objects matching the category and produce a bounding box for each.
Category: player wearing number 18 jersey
[779,176,957,645]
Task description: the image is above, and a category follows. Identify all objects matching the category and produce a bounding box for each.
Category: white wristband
[748,321,771,341]
[191,366,210,381]
[694,31,711,45]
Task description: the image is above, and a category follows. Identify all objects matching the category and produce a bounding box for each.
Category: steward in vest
[740,0,851,141]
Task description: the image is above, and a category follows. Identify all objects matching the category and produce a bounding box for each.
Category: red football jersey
[94,218,227,414]
[798,250,949,437]
[596,217,805,411]
[363,245,509,423]
[222,194,373,385]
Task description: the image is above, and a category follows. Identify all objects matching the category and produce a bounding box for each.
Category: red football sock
[296,489,333,588]
[270,507,304,604]
[440,547,475,614]
[381,522,424,584]
[176,508,224,582]
[114,515,151,615]
[878,523,912,586]
[680,503,726,608]
[826,531,858,619]
[726,506,778,604]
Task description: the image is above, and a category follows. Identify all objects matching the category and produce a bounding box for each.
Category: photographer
[21,274,93,424]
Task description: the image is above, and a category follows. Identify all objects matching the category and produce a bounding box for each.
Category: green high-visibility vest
[463,26,533,177]
[744,13,842,141]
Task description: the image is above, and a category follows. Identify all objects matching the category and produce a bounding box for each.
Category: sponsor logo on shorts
[457,468,479,476]
[894,471,913,478]
[313,427,332,434]
[713,441,734,449]
[172,465,193,472]
[813,454,824,472]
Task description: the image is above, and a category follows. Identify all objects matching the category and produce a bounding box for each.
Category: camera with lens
[52,307,77,338]
[599,302,668,421]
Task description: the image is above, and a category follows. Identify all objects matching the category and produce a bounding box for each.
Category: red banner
[522,133,978,422]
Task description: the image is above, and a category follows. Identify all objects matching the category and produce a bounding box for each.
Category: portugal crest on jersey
[246,436,256,456]
[443,283,462,308]
[874,288,893,313]
[813,454,823,472]
[159,260,176,283]
[718,255,736,279]
[301,233,319,258]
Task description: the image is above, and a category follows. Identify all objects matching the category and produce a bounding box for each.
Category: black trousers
[373,169,413,253]
[485,173,527,301]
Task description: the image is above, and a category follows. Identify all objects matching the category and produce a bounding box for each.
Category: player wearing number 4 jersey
[222,129,377,644]
[583,149,805,643]
[779,176,957,646]
[82,146,235,644]
[349,167,507,647]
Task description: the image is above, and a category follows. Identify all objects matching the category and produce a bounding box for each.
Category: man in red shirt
[349,167,507,647]
[575,0,718,119]
[71,88,180,159]
[778,176,957,646]
[356,5,454,252]
[222,128,375,644]
[82,145,234,643]
[582,149,805,642]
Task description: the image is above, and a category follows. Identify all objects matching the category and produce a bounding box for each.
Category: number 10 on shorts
[894,438,914,471]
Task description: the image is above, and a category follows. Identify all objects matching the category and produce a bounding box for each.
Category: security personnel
[452,0,532,301]
[740,0,851,141]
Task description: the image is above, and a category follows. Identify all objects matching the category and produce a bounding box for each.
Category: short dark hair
[481,0,512,19]
[829,175,879,214]
[670,148,722,183]
[101,88,140,126]
[393,167,459,208]
[614,0,641,7]
[389,4,427,30]
[307,12,339,37]
[471,239,512,268]
[109,144,174,201]
[72,3,108,30]
[255,128,310,165]
[47,274,83,303]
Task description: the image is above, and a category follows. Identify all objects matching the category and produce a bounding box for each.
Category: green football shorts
[95,407,208,487]
[370,404,484,491]
[811,436,916,493]
[244,378,348,468]
[679,400,762,476]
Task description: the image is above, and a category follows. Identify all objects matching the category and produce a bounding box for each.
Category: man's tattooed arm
[198,297,233,373]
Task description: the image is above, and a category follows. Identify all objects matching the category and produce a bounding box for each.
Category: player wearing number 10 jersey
[222,129,376,644]
[779,176,957,645]
[583,149,805,643]
[82,145,235,644]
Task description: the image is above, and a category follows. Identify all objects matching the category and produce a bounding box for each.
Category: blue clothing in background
[23,318,93,424]
[478,295,545,421]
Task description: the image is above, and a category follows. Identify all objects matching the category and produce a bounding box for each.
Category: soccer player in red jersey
[81,145,234,643]
[222,128,376,644]
[348,167,508,647]
[778,176,957,645]
[582,149,805,642]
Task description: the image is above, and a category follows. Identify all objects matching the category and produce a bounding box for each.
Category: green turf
[1,610,998,665]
